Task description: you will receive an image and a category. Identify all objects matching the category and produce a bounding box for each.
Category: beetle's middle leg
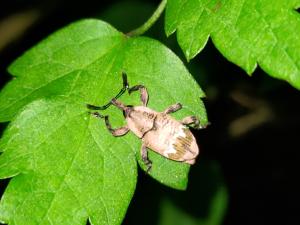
[128,85,148,106]
[163,103,182,114]
[141,143,152,172]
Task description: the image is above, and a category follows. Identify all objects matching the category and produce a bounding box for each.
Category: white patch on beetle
[164,146,176,157]
[164,127,186,157]
[176,127,187,138]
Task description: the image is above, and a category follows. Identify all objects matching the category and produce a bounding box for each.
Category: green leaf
[0,19,207,224]
[0,98,137,225]
[165,0,300,89]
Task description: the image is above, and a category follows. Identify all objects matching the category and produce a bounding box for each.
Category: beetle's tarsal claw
[143,160,152,173]
[198,121,211,129]
[142,157,152,173]
[193,117,200,128]
[90,112,105,118]
[128,88,136,95]
[146,163,152,173]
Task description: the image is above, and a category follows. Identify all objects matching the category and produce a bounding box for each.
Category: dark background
[1,0,300,225]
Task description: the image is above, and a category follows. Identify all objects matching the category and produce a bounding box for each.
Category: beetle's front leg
[128,85,148,106]
[141,143,152,172]
[90,112,105,118]
[163,103,182,114]
[104,115,129,136]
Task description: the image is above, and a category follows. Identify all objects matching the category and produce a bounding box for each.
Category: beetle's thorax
[126,106,157,138]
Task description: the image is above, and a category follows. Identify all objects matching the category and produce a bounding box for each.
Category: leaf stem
[127,0,167,36]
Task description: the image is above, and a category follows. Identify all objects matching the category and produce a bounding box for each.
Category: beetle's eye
[123,105,133,117]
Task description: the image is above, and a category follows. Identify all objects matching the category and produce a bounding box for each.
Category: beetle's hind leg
[181,116,208,129]
[141,143,152,172]
[128,85,148,106]
[163,103,182,114]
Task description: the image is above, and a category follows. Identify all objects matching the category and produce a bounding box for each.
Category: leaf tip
[165,27,176,38]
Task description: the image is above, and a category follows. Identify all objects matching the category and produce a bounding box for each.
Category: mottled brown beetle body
[126,106,198,164]
[87,73,204,170]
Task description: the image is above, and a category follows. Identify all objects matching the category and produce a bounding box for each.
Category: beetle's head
[123,105,133,118]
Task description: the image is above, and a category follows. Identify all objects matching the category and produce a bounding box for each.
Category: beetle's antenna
[114,72,129,99]
[87,72,129,110]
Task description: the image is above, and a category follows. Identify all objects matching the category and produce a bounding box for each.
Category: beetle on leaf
[87,73,206,171]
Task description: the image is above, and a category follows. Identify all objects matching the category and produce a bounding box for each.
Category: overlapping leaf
[0,19,207,224]
[165,0,300,89]
[158,161,228,225]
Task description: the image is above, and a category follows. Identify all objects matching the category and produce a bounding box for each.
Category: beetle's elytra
[87,73,206,171]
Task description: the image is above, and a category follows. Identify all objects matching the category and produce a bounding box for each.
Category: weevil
[87,73,205,171]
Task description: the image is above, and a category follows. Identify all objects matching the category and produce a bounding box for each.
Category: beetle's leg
[181,116,200,127]
[90,111,105,118]
[90,112,129,136]
[128,85,148,106]
[181,116,208,129]
[141,143,152,172]
[163,103,182,114]
[104,115,129,136]
[86,72,129,110]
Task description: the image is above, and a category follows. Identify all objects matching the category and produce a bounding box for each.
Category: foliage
[166,0,300,89]
[0,19,207,224]
[1,0,299,224]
